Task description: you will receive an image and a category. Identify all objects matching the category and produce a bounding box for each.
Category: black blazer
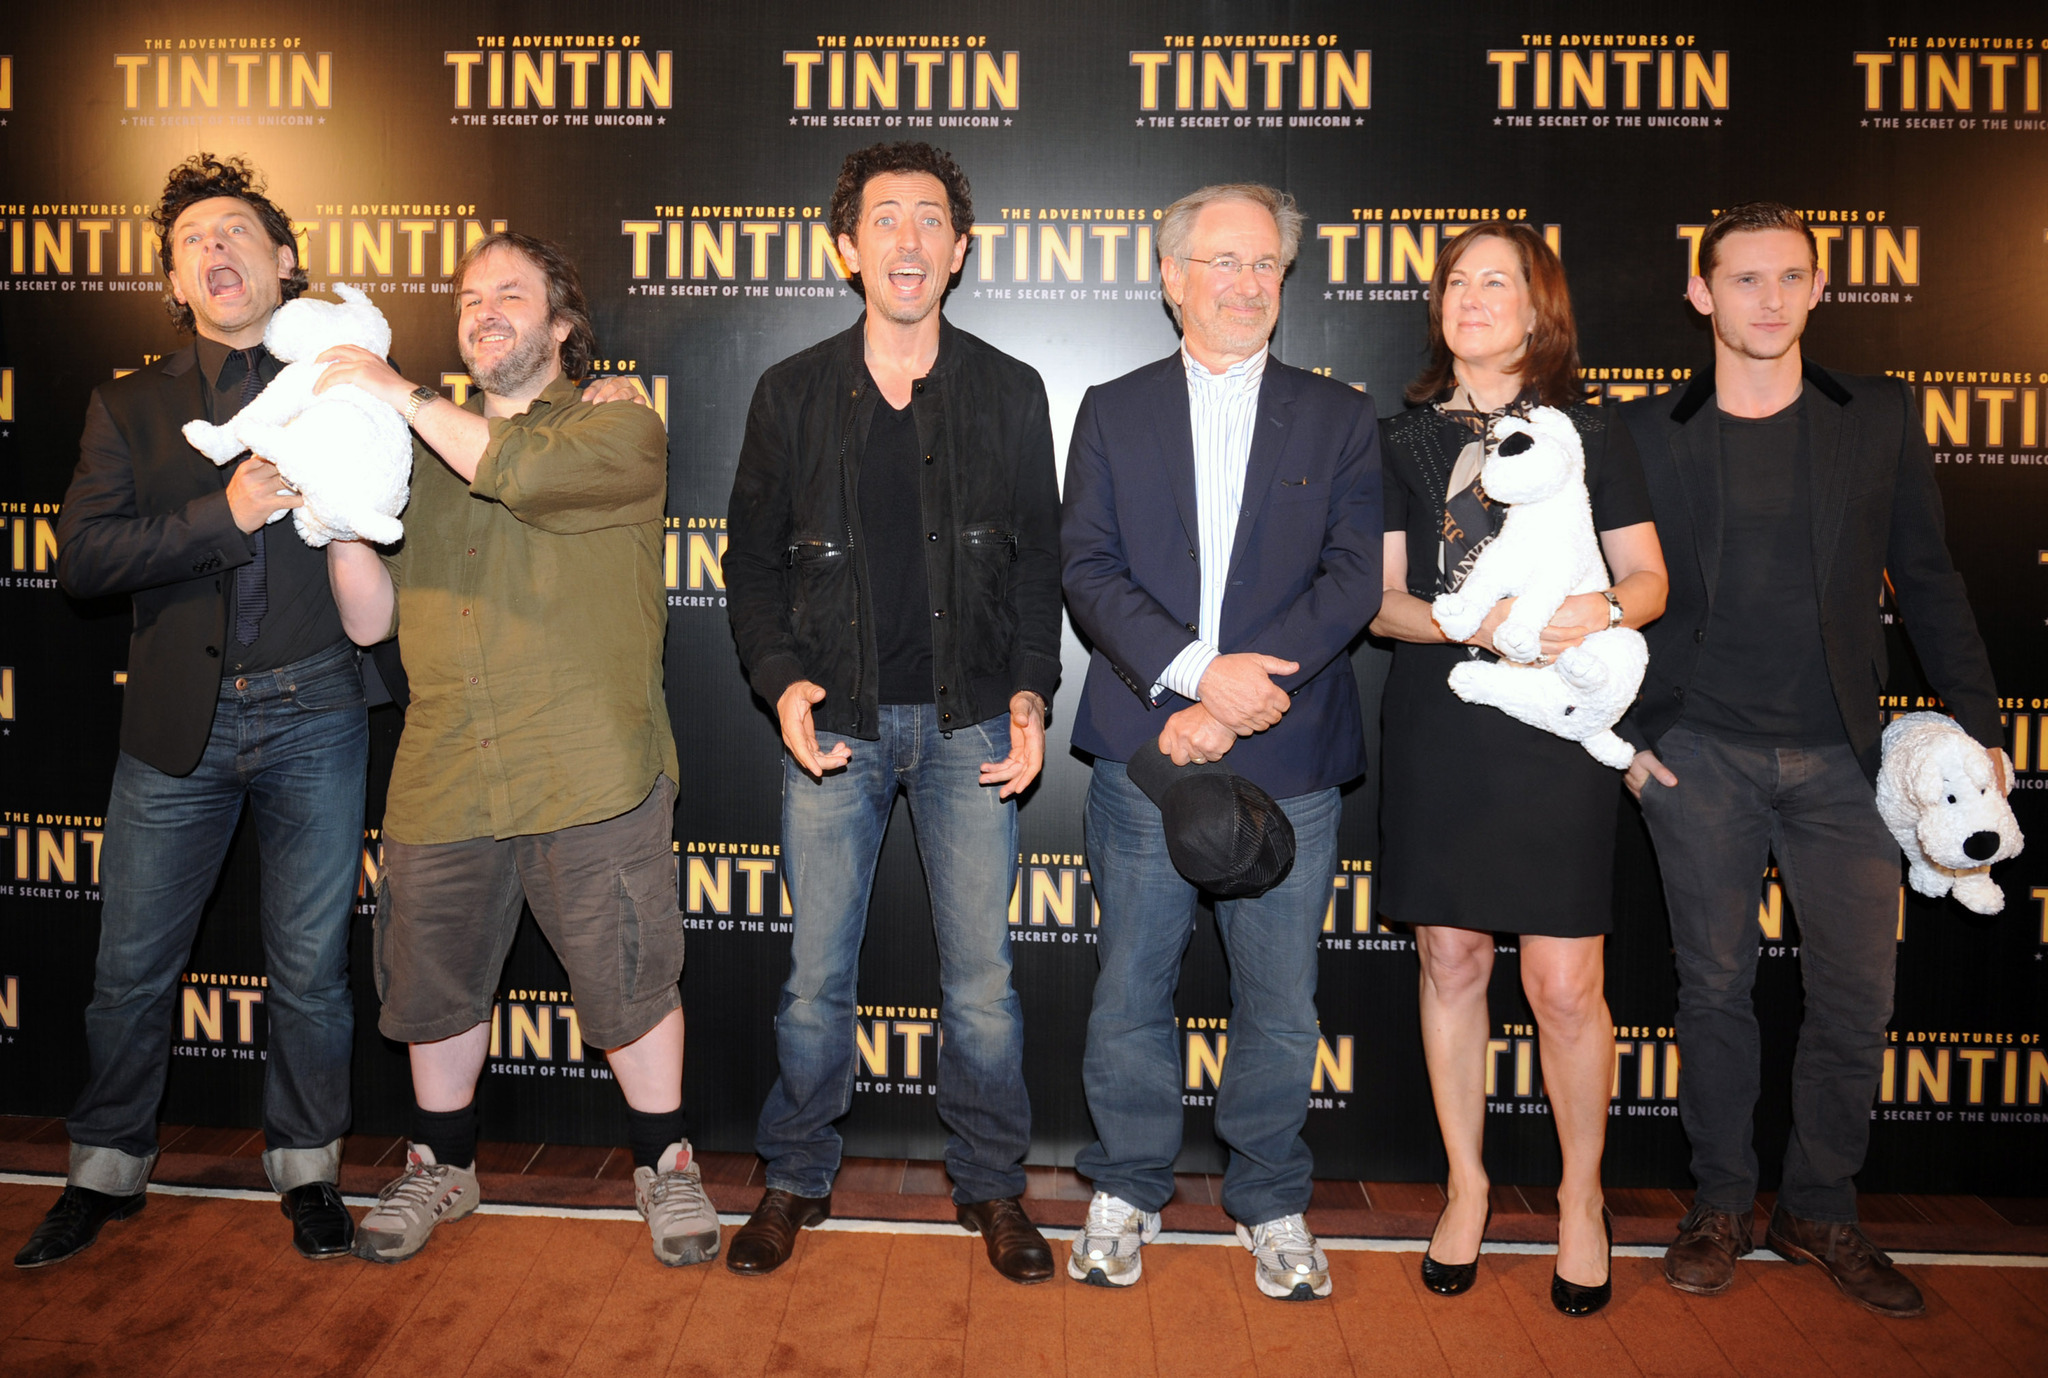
[57,345,261,776]
[1616,360,1999,782]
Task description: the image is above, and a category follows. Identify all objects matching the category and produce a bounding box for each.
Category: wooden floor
[3,1178,2046,1378]
[1,1116,2043,1255]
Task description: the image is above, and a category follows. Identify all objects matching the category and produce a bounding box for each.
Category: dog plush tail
[1582,730,1636,770]
[181,418,245,464]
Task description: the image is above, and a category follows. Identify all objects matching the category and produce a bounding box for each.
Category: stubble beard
[466,321,559,396]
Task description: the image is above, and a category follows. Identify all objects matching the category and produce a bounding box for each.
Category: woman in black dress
[1371,223,1667,1315]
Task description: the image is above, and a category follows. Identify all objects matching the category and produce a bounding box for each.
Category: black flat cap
[1125,743,1296,898]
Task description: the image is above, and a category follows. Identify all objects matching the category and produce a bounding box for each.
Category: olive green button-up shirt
[382,374,678,845]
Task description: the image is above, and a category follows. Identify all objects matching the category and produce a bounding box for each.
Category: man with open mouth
[25,154,366,1269]
[725,142,1063,1286]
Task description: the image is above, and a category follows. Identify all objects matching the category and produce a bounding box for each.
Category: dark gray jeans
[1638,726,1901,1224]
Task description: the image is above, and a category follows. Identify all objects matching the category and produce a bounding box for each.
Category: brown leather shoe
[1765,1206,1925,1318]
[725,1188,831,1276]
[957,1196,1054,1284]
[1663,1204,1752,1295]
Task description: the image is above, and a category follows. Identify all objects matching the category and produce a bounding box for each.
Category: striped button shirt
[1156,344,1268,701]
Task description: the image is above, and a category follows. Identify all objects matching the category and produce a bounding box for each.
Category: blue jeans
[1638,726,1902,1223]
[1076,760,1340,1226]
[67,639,367,1196]
[756,705,1029,1204]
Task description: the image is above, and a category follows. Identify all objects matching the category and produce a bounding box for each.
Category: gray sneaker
[353,1144,479,1264]
[1237,1214,1331,1300]
[634,1141,722,1266]
[1067,1191,1161,1288]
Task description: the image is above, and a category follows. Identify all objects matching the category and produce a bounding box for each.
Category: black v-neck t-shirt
[858,384,936,705]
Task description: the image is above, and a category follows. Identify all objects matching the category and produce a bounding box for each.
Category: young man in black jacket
[724,142,1062,1284]
[1618,203,2002,1319]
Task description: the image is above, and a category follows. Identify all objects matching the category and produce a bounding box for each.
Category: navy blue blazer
[1062,352,1383,799]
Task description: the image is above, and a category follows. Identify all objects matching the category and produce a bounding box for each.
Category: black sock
[626,1106,690,1170]
[413,1102,477,1169]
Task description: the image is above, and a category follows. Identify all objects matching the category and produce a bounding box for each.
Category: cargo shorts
[375,776,684,1049]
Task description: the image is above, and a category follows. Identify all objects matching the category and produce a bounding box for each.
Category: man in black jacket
[1618,203,2002,1319]
[724,143,1062,1284]
[19,155,363,1268]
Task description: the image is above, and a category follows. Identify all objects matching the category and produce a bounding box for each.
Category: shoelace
[645,1166,707,1211]
[1083,1195,1138,1242]
[375,1160,446,1216]
[1251,1217,1319,1267]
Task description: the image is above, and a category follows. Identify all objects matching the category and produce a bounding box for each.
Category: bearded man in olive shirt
[323,232,716,1269]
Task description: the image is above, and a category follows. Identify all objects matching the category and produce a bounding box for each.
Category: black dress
[1377,401,1655,937]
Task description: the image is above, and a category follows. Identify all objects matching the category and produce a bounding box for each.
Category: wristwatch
[402,384,439,427]
[1601,589,1625,627]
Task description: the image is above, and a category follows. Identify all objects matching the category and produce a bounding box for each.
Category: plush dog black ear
[1498,430,1534,455]
[1125,744,1296,898]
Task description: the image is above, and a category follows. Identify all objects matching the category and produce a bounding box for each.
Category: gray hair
[1156,183,1302,323]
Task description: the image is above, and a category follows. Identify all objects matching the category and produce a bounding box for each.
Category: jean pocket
[287,660,367,713]
[616,850,685,1003]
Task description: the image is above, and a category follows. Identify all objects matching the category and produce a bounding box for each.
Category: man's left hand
[581,375,653,409]
[1539,592,1613,656]
[314,344,412,412]
[980,692,1047,799]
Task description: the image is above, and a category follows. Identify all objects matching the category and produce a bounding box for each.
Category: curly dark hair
[152,153,307,333]
[828,141,974,244]
[452,231,598,381]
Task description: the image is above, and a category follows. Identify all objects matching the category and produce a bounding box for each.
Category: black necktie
[232,348,268,646]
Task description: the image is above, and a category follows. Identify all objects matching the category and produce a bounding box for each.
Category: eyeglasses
[1182,255,1283,280]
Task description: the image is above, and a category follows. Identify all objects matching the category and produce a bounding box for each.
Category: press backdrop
[3,0,2045,1194]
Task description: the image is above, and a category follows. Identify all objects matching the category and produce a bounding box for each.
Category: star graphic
[1862,119,1870,127]
[1324,291,1332,299]
[1494,117,1502,126]
[790,116,798,125]
[1004,118,1012,126]
[1904,294,1913,302]
[1714,118,1722,126]
[973,289,982,298]
[450,116,459,124]
[1135,118,1144,126]
[318,117,326,124]
[657,116,665,125]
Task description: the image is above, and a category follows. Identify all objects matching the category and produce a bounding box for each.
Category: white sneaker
[1237,1214,1331,1299]
[633,1140,722,1266]
[1067,1191,1161,1287]
[353,1143,479,1264]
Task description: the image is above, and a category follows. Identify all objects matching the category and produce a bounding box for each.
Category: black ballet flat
[1420,1200,1492,1296]
[1551,1206,1613,1316]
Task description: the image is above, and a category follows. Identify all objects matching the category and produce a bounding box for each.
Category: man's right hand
[226,457,302,534]
[1195,652,1298,735]
[778,680,852,777]
[1158,703,1239,766]
[1624,750,1678,800]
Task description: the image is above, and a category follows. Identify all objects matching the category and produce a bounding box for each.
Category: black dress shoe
[726,1188,831,1275]
[281,1181,355,1260]
[1552,1207,1613,1316]
[1420,1200,1491,1296]
[957,1196,1055,1284]
[14,1185,146,1269]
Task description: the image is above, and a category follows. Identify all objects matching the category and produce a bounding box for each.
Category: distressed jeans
[755,705,1029,1204]
[1638,726,1903,1223]
[1076,759,1341,1227]
[67,639,366,1196]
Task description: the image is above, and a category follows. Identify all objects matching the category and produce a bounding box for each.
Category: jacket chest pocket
[957,524,1017,645]
[787,537,850,637]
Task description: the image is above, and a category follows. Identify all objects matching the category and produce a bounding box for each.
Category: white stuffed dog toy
[182,284,410,547]
[1430,406,1648,769]
[1875,711,2023,914]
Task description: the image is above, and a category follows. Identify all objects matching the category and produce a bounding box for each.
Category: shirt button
[938,685,947,694]
[923,454,933,465]
[913,381,925,394]
[933,608,946,618]
[1186,621,1198,633]
[469,676,478,685]
[468,548,477,556]
[1673,687,1686,700]
[462,608,470,616]
[1188,548,1197,560]
[1695,628,1706,642]
[928,532,938,541]
[480,738,491,747]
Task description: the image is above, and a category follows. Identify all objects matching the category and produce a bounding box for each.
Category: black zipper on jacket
[837,377,866,733]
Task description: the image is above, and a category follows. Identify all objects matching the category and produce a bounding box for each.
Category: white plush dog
[1431,406,1649,768]
[1875,710,2023,914]
[182,284,410,547]
[1447,629,1648,770]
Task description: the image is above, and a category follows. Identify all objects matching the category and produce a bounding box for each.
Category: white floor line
[4,1172,2040,1268]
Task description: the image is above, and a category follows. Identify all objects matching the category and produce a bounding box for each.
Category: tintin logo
[0,667,12,722]
[1,811,104,897]
[2,502,60,588]
[1481,1022,1682,1111]
[4,208,166,284]
[1,367,13,420]
[1579,365,1695,405]
[621,205,855,299]
[682,841,791,935]
[665,517,724,610]
[1887,371,2046,466]
[0,975,15,1033]
[1130,35,1368,127]
[1855,43,2044,128]
[1879,1032,2046,1119]
[115,43,331,120]
[1317,211,1561,300]
[1488,36,1726,126]
[294,209,508,284]
[785,38,1018,127]
[486,992,614,1081]
[967,209,1163,303]
[1180,1016,1355,1109]
[1677,211,1919,300]
[0,58,11,111]
[447,38,671,127]
[176,973,267,1058]
[855,1003,941,1096]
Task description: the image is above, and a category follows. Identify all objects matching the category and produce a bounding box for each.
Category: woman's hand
[1539,592,1612,656]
